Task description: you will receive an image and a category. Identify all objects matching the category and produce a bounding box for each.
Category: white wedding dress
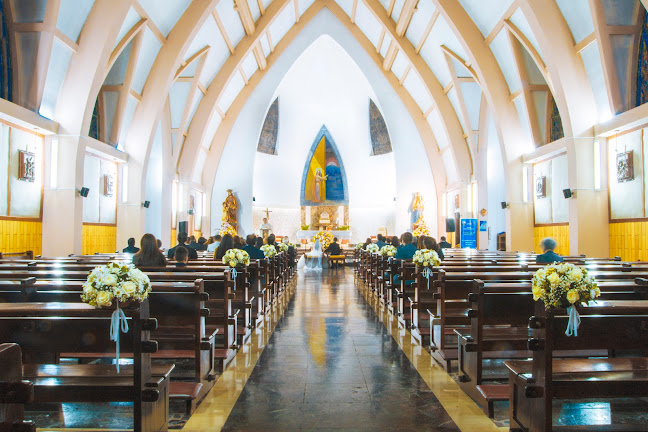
[297,240,326,271]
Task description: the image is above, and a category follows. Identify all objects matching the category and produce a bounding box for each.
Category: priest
[259,217,273,240]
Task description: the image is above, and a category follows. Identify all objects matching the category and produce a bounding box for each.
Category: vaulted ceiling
[5,0,647,191]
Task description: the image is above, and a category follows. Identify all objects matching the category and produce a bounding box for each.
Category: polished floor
[221,268,458,431]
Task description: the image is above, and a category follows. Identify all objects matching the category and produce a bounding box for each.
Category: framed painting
[103,174,114,197]
[536,176,546,198]
[18,150,35,182]
[616,151,634,182]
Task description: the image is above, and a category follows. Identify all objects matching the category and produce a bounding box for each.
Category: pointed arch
[300,125,349,206]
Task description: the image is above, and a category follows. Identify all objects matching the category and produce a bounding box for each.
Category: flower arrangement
[532,263,599,336]
[532,263,599,310]
[277,243,289,253]
[222,249,250,268]
[413,225,430,237]
[81,262,151,308]
[313,230,334,250]
[380,245,397,257]
[337,225,350,231]
[261,244,277,258]
[219,222,237,237]
[412,249,441,268]
[365,243,380,253]
[355,243,364,249]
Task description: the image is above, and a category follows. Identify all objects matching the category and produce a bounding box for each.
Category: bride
[297,239,327,270]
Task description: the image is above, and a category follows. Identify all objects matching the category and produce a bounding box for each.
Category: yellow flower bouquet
[222,249,250,268]
[312,231,334,250]
[532,262,600,336]
[81,262,151,308]
[261,244,277,258]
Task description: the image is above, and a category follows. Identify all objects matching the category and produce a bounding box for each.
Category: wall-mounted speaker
[500,201,508,209]
[79,187,89,198]
[142,200,150,208]
[563,188,573,199]
[178,221,188,235]
[446,218,455,233]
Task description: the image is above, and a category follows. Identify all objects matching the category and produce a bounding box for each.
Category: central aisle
[221,268,460,431]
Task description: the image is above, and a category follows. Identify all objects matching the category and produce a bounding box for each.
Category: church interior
[2,0,648,431]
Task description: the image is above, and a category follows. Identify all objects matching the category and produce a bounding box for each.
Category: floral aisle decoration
[219,222,237,237]
[365,243,380,253]
[532,263,599,336]
[261,244,277,258]
[222,249,250,291]
[312,230,334,250]
[81,262,152,372]
[380,245,397,258]
[412,249,441,290]
[277,243,289,253]
[413,225,430,237]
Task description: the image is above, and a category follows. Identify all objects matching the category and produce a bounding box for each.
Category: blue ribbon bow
[230,267,238,291]
[110,306,129,373]
[422,267,432,290]
[565,305,581,337]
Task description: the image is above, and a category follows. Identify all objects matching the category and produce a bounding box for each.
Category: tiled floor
[218,268,460,431]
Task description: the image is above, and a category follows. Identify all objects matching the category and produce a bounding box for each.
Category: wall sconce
[563,188,573,199]
[500,201,509,209]
[78,187,89,198]
[142,201,150,208]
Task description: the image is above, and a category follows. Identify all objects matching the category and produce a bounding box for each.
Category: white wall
[486,114,507,250]
[144,123,163,240]
[211,10,436,242]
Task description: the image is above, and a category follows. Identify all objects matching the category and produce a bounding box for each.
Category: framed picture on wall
[616,151,634,182]
[454,194,460,210]
[18,150,35,182]
[536,176,546,198]
[103,174,114,197]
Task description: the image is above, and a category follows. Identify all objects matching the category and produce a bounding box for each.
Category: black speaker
[178,221,187,235]
[446,218,455,233]
[79,187,89,197]
[142,200,150,208]
[563,188,572,199]
[500,201,507,209]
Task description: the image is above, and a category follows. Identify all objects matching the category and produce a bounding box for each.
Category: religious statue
[222,189,237,232]
[411,192,428,236]
[312,168,328,203]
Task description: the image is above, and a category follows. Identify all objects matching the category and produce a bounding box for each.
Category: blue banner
[461,218,478,249]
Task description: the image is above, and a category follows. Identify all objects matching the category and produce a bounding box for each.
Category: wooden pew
[505,300,648,432]
[0,301,170,432]
[0,251,33,260]
[0,343,35,432]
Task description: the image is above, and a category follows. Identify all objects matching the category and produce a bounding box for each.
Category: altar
[296,230,352,240]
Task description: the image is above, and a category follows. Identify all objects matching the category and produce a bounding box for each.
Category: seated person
[175,246,189,267]
[255,236,264,249]
[233,236,245,250]
[536,237,564,264]
[439,236,452,249]
[195,237,208,251]
[133,234,167,267]
[168,232,198,260]
[267,233,277,248]
[395,232,417,260]
[156,239,163,251]
[123,237,140,254]
[214,234,234,260]
[376,234,387,248]
[283,236,297,267]
[423,236,444,260]
[325,237,342,268]
[242,234,265,260]
[207,235,221,253]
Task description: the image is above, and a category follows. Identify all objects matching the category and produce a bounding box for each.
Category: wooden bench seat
[0,343,35,432]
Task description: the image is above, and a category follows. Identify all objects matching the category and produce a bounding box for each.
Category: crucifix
[264,207,272,220]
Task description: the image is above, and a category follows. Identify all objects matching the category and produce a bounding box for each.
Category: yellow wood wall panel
[534,225,569,256]
[0,220,42,256]
[82,225,117,255]
[170,229,177,248]
[610,221,648,261]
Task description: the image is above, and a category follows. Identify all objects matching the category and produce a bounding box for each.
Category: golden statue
[411,192,428,236]
[222,189,238,232]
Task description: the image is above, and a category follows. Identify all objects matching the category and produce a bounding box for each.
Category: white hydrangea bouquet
[365,243,380,253]
[261,244,277,257]
[81,262,152,372]
[412,249,441,268]
[413,249,441,290]
[222,249,250,268]
[380,245,397,257]
[277,243,289,253]
[532,262,599,336]
[81,262,151,308]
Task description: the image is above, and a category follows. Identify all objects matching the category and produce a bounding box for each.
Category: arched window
[257,97,279,155]
[369,99,392,155]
